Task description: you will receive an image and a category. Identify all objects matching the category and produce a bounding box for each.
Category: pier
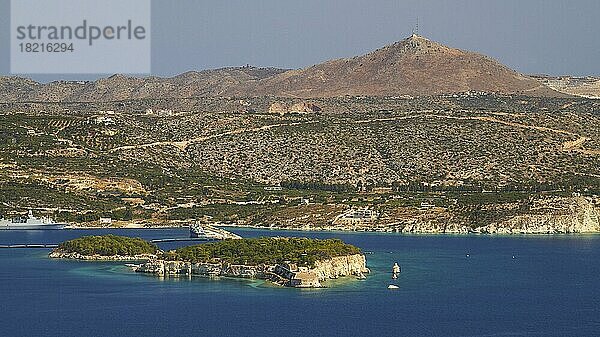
[0,244,58,249]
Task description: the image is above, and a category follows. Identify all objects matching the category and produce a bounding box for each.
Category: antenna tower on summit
[413,17,419,35]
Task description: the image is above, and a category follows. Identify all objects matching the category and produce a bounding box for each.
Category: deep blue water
[1,228,599,337]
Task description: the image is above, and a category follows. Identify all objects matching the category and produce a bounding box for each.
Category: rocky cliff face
[312,254,370,280]
[478,197,600,234]
[135,260,267,279]
[133,253,369,287]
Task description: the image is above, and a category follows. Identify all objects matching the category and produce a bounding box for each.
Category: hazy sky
[1,0,598,82]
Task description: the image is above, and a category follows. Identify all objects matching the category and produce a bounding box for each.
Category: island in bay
[49,235,369,288]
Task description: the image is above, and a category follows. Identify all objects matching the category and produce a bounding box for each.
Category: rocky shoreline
[130,254,369,288]
[48,251,157,261]
[50,252,369,288]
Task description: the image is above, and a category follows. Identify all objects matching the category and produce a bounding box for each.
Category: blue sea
[1,228,599,337]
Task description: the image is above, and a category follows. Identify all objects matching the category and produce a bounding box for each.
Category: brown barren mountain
[0,34,562,102]
[238,34,558,97]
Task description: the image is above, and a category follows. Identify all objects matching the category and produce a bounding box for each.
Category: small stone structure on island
[274,262,322,288]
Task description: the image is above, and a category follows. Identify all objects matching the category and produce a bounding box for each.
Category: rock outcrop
[311,254,369,280]
[268,102,288,114]
[289,102,321,113]
[268,101,321,114]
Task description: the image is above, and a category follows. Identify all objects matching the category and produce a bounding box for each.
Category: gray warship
[0,210,66,230]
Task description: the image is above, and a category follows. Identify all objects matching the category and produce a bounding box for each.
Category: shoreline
[48,251,157,261]
[64,222,600,236]
[222,224,600,237]
[66,224,185,230]
[127,254,369,288]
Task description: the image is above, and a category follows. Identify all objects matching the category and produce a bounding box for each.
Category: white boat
[387,285,399,289]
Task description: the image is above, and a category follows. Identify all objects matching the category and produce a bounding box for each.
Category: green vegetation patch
[164,237,361,267]
[57,235,158,256]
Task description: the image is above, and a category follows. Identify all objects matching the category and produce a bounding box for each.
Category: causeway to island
[49,235,369,288]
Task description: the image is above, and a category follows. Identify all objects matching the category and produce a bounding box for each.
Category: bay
[1,228,599,337]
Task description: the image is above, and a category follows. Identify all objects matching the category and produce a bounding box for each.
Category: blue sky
[1,0,598,81]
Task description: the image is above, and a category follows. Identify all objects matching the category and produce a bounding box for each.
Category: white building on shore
[333,207,378,226]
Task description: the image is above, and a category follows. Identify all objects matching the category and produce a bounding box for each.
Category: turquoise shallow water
[1,228,599,337]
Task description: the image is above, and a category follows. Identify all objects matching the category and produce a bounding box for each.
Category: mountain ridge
[0,35,566,102]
